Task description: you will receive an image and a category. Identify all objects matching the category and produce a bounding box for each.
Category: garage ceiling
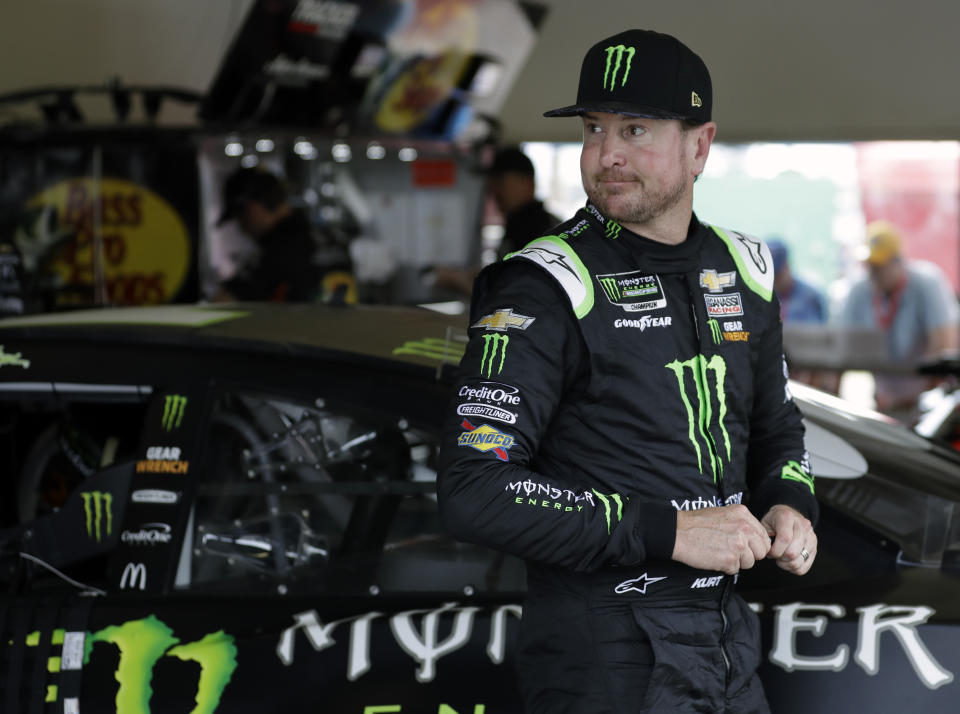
[2,0,958,144]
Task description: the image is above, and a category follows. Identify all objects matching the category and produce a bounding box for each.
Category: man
[431,146,559,296]
[437,29,818,713]
[837,219,959,419]
[487,146,560,260]
[769,239,827,324]
[213,167,352,303]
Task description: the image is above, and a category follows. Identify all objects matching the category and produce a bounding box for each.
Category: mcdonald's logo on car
[120,562,147,590]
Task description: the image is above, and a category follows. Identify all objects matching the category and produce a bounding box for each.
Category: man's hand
[672,505,772,575]
[761,504,816,575]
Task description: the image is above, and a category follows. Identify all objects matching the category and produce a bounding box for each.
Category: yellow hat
[859,220,903,265]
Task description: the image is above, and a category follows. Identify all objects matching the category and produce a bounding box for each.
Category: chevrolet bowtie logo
[699,269,737,293]
[472,308,536,332]
[614,572,668,595]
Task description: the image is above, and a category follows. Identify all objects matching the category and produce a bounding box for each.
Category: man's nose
[599,135,627,168]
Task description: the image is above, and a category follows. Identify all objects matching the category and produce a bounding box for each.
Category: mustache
[592,171,639,183]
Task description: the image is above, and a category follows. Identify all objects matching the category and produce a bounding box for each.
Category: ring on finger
[800,547,810,562]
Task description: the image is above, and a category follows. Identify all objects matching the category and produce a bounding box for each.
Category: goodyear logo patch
[457,419,515,461]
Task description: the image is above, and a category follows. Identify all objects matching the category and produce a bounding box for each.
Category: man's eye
[627,126,646,137]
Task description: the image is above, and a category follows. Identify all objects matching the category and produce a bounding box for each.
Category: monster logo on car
[161,394,187,432]
[81,491,113,542]
[85,614,238,714]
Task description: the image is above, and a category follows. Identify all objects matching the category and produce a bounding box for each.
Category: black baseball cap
[216,167,287,226]
[544,29,712,122]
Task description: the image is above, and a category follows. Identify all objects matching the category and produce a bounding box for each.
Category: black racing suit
[437,203,818,713]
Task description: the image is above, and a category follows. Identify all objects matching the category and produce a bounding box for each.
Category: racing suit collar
[583,203,706,274]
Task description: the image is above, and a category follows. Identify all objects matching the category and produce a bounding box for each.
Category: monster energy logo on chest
[707,319,722,344]
[603,45,636,91]
[665,354,731,482]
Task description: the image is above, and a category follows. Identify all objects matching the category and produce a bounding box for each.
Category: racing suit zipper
[689,273,734,680]
[719,575,733,681]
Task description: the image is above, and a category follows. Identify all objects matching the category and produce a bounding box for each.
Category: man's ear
[689,122,716,177]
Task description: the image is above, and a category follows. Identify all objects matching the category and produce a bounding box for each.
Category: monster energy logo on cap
[161,394,187,431]
[665,354,731,482]
[603,45,635,91]
[480,334,509,378]
[81,491,113,542]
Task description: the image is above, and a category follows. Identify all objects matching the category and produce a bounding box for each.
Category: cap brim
[543,101,690,119]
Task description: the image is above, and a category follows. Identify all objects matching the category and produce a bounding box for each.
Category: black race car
[0,303,958,713]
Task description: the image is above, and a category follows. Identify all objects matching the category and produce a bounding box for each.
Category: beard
[584,168,687,227]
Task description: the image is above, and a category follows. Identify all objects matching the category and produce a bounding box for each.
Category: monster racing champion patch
[457,420,515,461]
[595,271,667,312]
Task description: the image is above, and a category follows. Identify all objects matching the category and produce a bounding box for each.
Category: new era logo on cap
[544,28,712,122]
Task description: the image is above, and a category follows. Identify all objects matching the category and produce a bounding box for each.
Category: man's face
[579,113,710,231]
[868,258,904,294]
[238,200,274,238]
[488,172,533,216]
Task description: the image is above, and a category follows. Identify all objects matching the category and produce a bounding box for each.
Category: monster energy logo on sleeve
[781,459,815,494]
[665,354,731,482]
[81,491,113,542]
[603,45,635,90]
[707,319,722,345]
[161,394,188,431]
[592,489,626,535]
[480,334,509,378]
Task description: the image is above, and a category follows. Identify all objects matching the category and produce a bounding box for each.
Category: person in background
[769,239,826,323]
[438,28,817,713]
[837,219,960,419]
[487,146,560,260]
[431,146,559,297]
[769,238,834,389]
[211,167,353,304]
